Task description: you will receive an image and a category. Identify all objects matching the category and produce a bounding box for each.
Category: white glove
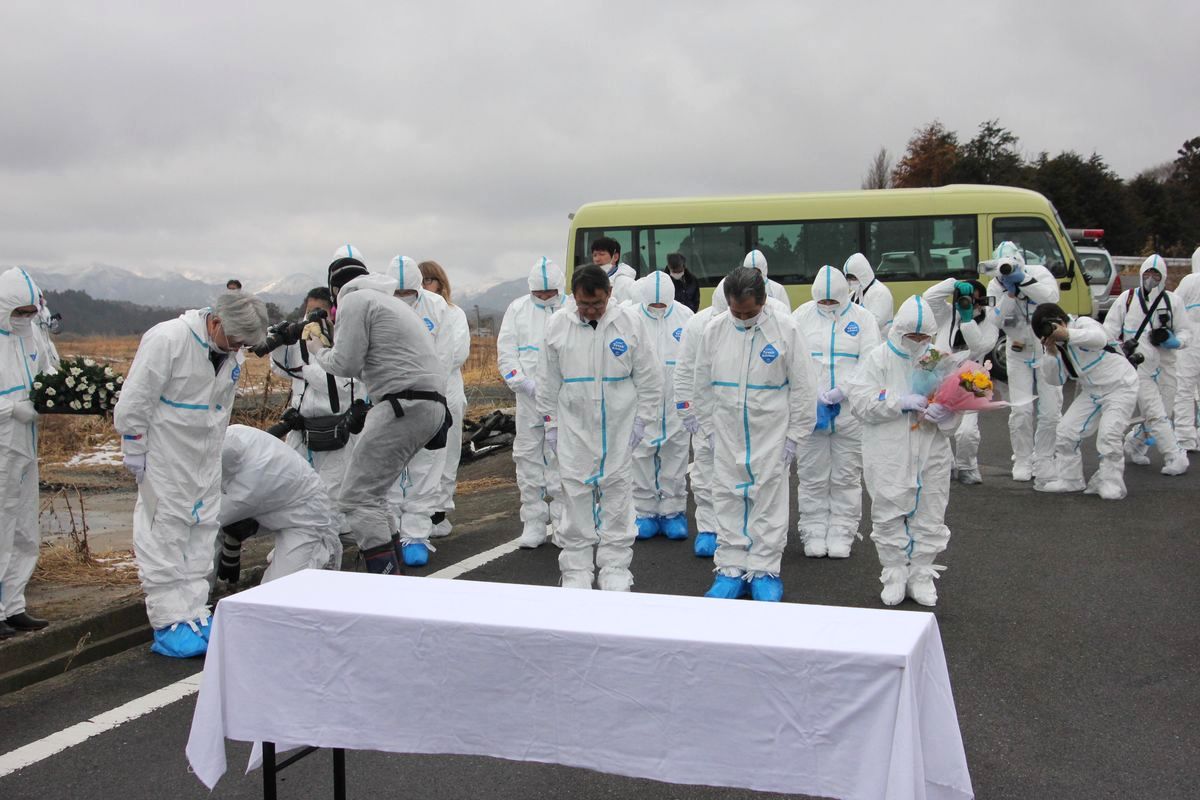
[544,427,558,454]
[819,387,845,405]
[305,331,327,355]
[628,417,646,449]
[899,394,929,412]
[782,438,798,465]
[11,400,38,424]
[682,414,700,434]
[123,453,147,484]
[923,402,953,425]
[517,378,537,398]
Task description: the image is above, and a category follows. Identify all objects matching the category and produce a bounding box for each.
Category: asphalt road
[2,398,1198,800]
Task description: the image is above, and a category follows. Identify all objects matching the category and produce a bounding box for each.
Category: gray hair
[213,291,269,346]
[723,266,766,306]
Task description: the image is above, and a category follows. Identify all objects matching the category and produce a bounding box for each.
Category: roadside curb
[0,547,361,696]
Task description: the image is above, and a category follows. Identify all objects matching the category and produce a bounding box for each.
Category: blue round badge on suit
[424,318,435,332]
[609,338,628,357]
[759,344,778,363]
[845,321,860,337]
[230,365,241,381]
[672,327,683,342]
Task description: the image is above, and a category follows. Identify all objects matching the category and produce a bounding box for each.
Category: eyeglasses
[576,301,607,311]
[422,277,439,286]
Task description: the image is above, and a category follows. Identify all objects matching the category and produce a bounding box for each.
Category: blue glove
[815,401,841,430]
[999,267,1026,294]
[1162,332,1182,350]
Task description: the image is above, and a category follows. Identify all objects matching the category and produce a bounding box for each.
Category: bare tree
[861,146,893,189]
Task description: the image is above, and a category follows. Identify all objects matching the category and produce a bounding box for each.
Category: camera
[1120,340,1145,367]
[266,407,303,438]
[251,308,329,357]
[1034,317,1066,341]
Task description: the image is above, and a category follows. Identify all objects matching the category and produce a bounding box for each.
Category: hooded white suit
[0,269,45,623]
[1037,314,1139,499]
[537,295,662,590]
[847,295,960,606]
[712,250,792,311]
[791,266,880,557]
[986,242,1063,482]
[924,278,1000,482]
[220,424,342,582]
[497,258,568,544]
[1103,254,1191,473]
[843,253,894,336]
[114,308,245,629]
[694,300,816,578]
[605,262,640,306]
[631,272,694,527]
[1173,247,1200,451]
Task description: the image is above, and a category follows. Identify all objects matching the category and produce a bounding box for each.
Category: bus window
[754,221,857,284]
[648,224,748,286]
[992,217,1067,277]
[577,228,638,272]
[867,216,976,280]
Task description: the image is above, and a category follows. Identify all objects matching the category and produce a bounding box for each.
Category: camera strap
[1136,288,1172,331]
[1128,289,1166,347]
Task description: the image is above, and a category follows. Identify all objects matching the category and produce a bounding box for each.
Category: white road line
[0,672,203,779]
[0,536,524,778]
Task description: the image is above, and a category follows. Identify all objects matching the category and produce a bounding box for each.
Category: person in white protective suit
[537,265,662,591]
[0,268,49,639]
[694,268,816,602]
[310,255,447,577]
[673,288,729,558]
[382,255,460,566]
[1032,303,1139,499]
[847,295,961,607]
[791,266,880,558]
[1102,254,1191,475]
[417,260,471,539]
[33,290,62,375]
[114,291,268,657]
[631,271,694,541]
[1173,246,1200,451]
[216,424,342,584]
[498,258,568,549]
[712,250,792,312]
[269,286,354,532]
[843,253,895,336]
[590,236,639,305]
[924,277,1000,485]
[985,241,1063,483]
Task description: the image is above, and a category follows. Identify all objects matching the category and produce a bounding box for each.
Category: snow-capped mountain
[30,265,310,311]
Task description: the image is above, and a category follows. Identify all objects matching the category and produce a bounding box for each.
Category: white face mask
[669,269,684,279]
[898,336,929,358]
[645,304,668,319]
[733,312,762,331]
[400,293,419,308]
[532,292,561,310]
[1142,275,1162,293]
[817,301,843,319]
[8,316,34,337]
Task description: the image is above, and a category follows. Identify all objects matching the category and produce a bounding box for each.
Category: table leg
[263,741,276,800]
[333,749,346,800]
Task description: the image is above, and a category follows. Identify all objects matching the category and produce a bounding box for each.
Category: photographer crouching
[303,248,449,574]
[1032,303,1139,499]
[1102,254,1191,476]
[267,287,360,532]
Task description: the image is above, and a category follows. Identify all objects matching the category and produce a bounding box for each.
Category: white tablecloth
[186,570,972,800]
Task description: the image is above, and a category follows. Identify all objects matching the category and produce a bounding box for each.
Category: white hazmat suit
[497,258,568,548]
[986,242,1063,483]
[847,295,960,607]
[605,262,640,306]
[537,295,662,591]
[1103,254,1191,475]
[1036,314,1139,499]
[791,266,880,558]
[435,302,470,535]
[672,289,729,558]
[924,278,1000,484]
[713,250,792,311]
[694,296,816,600]
[0,269,45,630]
[843,253,895,336]
[114,309,246,635]
[631,271,694,538]
[219,424,342,582]
[1173,247,1200,451]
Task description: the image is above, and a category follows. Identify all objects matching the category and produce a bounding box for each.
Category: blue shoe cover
[635,516,660,540]
[750,575,784,602]
[704,574,748,599]
[402,542,430,567]
[660,513,689,541]
[693,531,718,558]
[150,622,208,658]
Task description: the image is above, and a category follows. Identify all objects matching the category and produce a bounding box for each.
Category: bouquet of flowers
[917,360,1007,427]
[30,357,124,415]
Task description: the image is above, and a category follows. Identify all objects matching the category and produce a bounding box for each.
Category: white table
[187,570,973,800]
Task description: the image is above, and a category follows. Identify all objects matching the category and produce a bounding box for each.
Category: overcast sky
[2,1,1197,290]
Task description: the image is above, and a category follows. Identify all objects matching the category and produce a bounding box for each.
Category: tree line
[864,120,1200,257]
